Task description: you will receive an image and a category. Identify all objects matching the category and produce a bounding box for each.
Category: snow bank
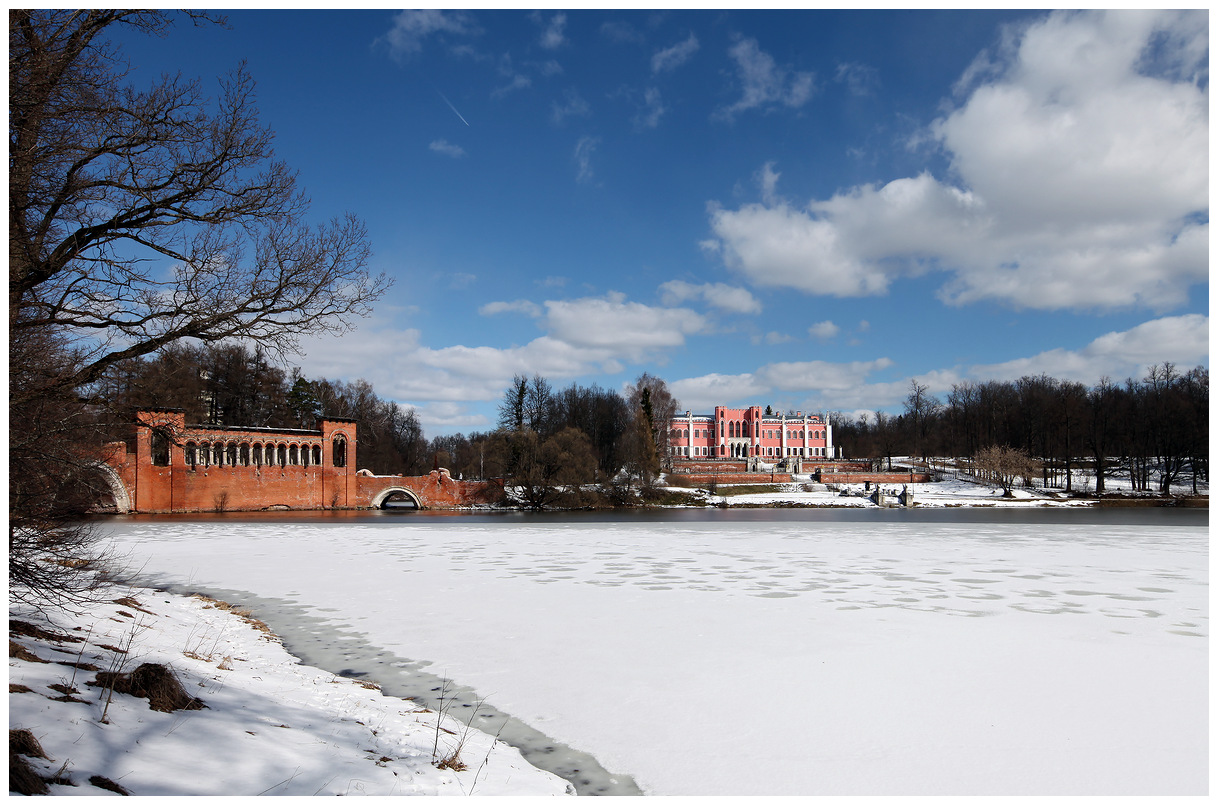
[8,583,572,796]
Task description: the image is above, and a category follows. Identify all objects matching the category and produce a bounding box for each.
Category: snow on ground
[8,583,572,796]
[680,463,1205,509]
[94,511,1207,796]
[678,475,1089,508]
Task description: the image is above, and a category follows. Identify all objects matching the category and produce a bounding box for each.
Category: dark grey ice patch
[129,577,643,796]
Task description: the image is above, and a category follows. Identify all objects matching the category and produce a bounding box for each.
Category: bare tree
[9,10,389,607]
[974,445,1039,496]
[10,10,390,394]
[625,372,679,475]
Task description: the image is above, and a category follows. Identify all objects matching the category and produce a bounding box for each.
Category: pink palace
[669,406,837,460]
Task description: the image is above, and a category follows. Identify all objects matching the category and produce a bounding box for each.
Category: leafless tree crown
[10,9,391,391]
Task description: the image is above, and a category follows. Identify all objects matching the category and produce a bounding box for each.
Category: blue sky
[115,9,1209,434]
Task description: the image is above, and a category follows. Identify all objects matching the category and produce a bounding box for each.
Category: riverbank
[657,473,1207,509]
[8,580,572,796]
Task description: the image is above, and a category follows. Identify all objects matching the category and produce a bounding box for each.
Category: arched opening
[372,487,422,510]
[332,435,347,468]
[90,462,131,513]
[150,430,171,467]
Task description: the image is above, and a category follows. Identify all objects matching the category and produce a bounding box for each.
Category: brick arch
[92,461,131,514]
[368,486,423,509]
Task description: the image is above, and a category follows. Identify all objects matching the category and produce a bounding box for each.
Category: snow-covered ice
[89,508,1206,795]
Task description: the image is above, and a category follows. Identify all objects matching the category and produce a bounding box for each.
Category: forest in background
[95,341,1208,498]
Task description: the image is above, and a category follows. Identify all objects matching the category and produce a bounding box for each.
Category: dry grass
[88,662,207,713]
[10,619,84,643]
[192,594,275,637]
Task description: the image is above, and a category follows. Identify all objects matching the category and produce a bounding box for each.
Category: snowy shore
[9,583,572,796]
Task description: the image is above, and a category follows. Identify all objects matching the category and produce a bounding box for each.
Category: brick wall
[820,472,933,484]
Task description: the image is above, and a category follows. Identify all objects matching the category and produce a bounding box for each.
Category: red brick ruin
[99,410,500,513]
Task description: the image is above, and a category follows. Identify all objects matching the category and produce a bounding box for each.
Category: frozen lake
[101,509,1207,795]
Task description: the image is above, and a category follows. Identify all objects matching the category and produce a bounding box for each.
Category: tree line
[91,347,688,509]
[830,366,1208,495]
[92,343,430,477]
[428,372,678,508]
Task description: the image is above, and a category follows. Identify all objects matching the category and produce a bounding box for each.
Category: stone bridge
[356,469,503,510]
[97,410,501,513]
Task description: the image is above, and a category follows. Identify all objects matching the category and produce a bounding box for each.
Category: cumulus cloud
[652,33,699,73]
[666,313,1207,415]
[293,292,711,430]
[428,139,465,158]
[715,37,815,121]
[544,292,709,359]
[706,10,1209,312]
[808,320,840,340]
[379,10,476,59]
[972,314,1209,383]
[658,280,762,314]
[479,300,542,317]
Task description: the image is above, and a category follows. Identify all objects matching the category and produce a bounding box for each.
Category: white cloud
[658,280,762,314]
[706,10,1208,312]
[756,161,781,205]
[428,139,465,158]
[670,373,769,411]
[492,74,531,98]
[715,37,815,121]
[668,313,1208,416]
[536,12,567,50]
[574,136,600,183]
[834,62,879,95]
[552,89,591,125]
[544,292,708,360]
[972,314,1209,383]
[479,300,542,317]
[808,320,840,340]
[652,33,699,73]
[380,10,475,59]
[633,87,665,130]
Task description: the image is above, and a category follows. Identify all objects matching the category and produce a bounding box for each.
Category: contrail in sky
[436,88,470,126]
